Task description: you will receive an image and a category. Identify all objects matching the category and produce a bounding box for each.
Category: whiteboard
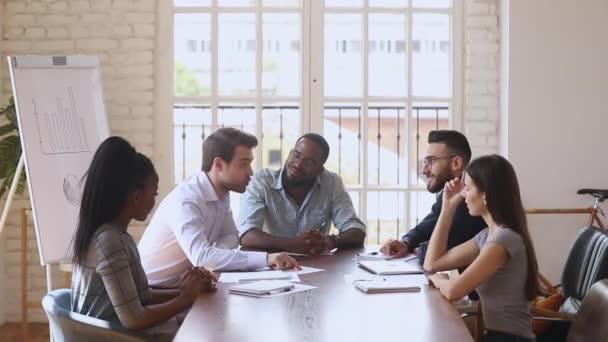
[8,55,110,265]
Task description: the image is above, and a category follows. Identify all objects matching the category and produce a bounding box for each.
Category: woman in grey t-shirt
[423,154,539,342]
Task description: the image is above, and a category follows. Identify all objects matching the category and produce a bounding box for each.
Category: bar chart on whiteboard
[9,55,110,264]
[33,86,91,155]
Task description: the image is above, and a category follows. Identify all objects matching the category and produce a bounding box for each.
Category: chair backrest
[560,226,608,312]
[41,289,149,342]
[567,279,608,342]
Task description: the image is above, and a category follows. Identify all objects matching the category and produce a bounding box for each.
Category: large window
[171,0,459,243]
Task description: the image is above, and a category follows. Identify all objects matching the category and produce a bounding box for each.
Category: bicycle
[525,188,607,293]
[525,188,607,231]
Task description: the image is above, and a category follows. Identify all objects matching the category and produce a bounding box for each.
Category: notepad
[229,280,295,297]
[354,279,422,293]
[358,260,424,275]
[356,252,398,260]
[218,270,299,283]
[356,252,418,261]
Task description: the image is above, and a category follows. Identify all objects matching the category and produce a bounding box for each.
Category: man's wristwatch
[328,234,341,249]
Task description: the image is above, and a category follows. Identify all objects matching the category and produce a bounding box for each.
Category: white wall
[502,0,608,282]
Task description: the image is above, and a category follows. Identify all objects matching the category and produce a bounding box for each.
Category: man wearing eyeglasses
[380,130,486,261]
[238,133,366,255]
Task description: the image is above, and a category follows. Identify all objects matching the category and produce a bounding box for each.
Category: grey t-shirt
[474,227,534,339]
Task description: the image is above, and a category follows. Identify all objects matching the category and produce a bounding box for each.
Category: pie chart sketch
[63,174,82,206]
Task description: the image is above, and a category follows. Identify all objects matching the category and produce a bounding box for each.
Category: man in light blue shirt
[238,133,366,254]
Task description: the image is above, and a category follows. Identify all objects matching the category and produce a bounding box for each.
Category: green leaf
[0,180,7,199]
[1,167,13,200]
[0,160,25,196]
[9,96,14,106]
[5,105,18,129]
[16,169,27,195]
[0,135,21,179]
[0,123,16,137]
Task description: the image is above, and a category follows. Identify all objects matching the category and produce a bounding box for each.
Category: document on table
[344,273,428,286]
[282,266,325,275]
[358,260,424,275]
[219,270,301,283]
[354,279,422,293]
[229,280,317,298]
[218,266,324,283]
[356,252,418,261]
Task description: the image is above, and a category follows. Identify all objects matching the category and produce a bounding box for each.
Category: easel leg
[20,208,28,342]
[46,264,54,342]
[0,155,24,235]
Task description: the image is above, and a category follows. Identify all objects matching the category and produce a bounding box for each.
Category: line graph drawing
[33,86,91,155]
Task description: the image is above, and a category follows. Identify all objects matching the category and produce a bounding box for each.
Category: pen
[265,287,293,295]
[354,278,387,283]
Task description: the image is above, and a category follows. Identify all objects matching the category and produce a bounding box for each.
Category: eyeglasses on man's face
[289,149,319,169]
[422,155,456,168]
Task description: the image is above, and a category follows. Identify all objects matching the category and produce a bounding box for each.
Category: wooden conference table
[174,248,473,342]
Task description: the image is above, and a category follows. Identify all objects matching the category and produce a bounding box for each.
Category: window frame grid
[166,0,462,243]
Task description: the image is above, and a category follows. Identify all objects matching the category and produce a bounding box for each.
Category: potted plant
[0,96,26,199]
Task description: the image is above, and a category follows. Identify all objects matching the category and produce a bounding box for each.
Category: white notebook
[356,252,418,261]
[354,280,422,293]
[356,252,398,261]
[219,270,298,283]
[229,280,295,297]
[358,260,424,275]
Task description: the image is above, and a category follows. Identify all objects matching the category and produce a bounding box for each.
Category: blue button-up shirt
[238,168,366,238]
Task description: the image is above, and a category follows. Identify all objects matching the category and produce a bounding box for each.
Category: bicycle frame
[525,207,606,231]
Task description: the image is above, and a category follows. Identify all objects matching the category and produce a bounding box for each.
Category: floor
[0,323,50,342]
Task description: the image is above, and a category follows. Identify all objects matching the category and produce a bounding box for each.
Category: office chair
[41,289,148,342]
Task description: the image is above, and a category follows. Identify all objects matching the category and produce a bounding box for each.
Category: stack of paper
[354,279,422,293]
[219,270,299,283]
[229,280,295,297]
[228,280,318,298]
[356,252,418,261]
[344,273,428,285]
[218,266,324,283]
[358,260,423,275]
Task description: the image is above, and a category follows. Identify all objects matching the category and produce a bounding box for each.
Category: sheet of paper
[358,260,424,275]
[355,252,418,261]
[282,266,325,275]
[354,279,422,293]
[229,283,317,298]
[286,251,334,257]
[344,273,428,286]
[219,270,301,283]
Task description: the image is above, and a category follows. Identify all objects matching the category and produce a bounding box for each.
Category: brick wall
[0,0,501,323]
[0,0,157,322]
[0,0,5,324]
[464,0,500,157]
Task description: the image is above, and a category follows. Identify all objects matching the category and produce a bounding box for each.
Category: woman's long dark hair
[466,154,539,300]
[71,136,156,265]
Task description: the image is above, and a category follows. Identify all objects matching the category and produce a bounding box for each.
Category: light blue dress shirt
[238,168,366,238]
